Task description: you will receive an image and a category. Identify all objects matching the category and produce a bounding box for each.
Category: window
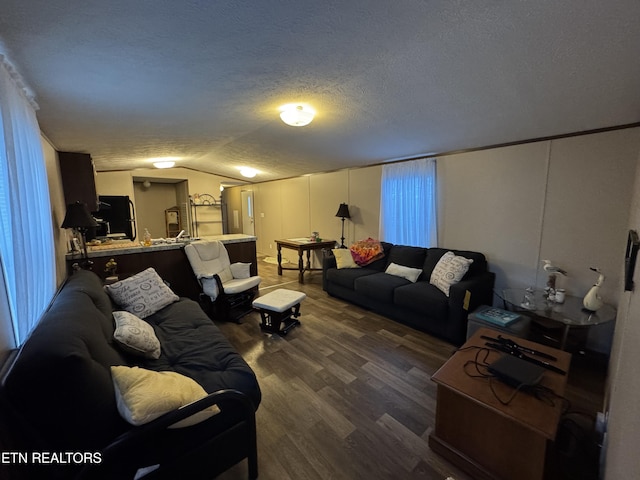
[0,58,56,346]
[379,158,438,247]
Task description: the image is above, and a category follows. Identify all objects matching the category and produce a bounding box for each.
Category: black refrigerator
[92,195,137,240]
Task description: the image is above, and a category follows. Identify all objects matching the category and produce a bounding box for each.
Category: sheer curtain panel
[0,56,56,346]
[379,158,438,248]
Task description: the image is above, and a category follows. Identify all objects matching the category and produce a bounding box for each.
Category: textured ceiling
[1,1,639,182]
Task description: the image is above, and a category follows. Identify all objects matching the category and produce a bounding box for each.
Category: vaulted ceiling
[1,1,639,182]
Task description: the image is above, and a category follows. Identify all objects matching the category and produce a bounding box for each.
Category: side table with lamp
[61,201,98,270]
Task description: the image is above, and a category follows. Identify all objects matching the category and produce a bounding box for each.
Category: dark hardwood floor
[213,257,606,480]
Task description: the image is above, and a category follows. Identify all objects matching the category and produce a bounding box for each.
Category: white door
[241,190,255,235]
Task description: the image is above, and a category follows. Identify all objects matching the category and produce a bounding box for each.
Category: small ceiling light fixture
[149,156,180,169]
[239,167,258,178]
[153,161,175,169]
[279,104,315,127]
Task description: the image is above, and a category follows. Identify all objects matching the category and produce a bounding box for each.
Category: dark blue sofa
[0,269,261,480]
[323,243,495,345]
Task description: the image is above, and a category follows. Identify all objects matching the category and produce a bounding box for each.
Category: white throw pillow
[111,366,220,428]
[104,268,179,318]
[217,266,234,283]
[229,262,251,279]
[385,262,422,283]
[113,311,161,359]
[332,249,359,269]
[430,251,474,296]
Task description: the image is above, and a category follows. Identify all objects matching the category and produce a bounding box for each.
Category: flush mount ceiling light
[150,157,180,169]
[153,161,175,169]
[239,167,258,178]
[279,104,315,127]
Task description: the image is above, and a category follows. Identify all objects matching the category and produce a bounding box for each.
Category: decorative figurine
[583,267,605,311]
[542,259,567,301]
[104,258,118,277]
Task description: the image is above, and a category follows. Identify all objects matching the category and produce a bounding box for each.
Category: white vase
[583,268,605,311]
[583,285,604,311]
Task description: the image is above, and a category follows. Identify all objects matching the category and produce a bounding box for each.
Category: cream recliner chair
[185,240,261,322]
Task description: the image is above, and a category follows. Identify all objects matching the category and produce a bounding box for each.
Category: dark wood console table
[275,238,336,284]
[429,328,571,480]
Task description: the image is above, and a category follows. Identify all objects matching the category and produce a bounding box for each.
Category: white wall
[246,167,380,265]
[438,129,640,351]
[438,142,550,293]
[42,137,68,286]
[603,151,640,478]
[242,127,640,353]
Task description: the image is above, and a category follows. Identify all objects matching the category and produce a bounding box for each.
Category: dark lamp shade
[335,203,351,219]
[61,202,98,229]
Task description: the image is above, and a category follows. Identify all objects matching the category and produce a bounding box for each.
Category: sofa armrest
[446,271,496,345]
[322,250,337,291]
[77,389,258,480]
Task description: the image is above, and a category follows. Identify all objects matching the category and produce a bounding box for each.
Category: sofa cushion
[423,248,487,278]
[111,366,220,427]
[354,272,411,303]
[386,245,427,269]
[141,298,262,409]
[113,311,161,359]
[326,266,377,289]
[105,267,179,319]
[430,251,474,296]
[394,281,449,319]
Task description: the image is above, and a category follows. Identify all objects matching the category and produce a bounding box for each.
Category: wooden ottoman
[252,288,306,335]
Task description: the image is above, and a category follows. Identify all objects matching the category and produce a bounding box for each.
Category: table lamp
[335,203,351,248]
[61,201,98,268]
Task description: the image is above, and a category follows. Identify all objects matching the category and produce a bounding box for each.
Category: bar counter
[66,234,258,300]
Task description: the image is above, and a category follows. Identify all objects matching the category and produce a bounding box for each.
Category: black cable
[459,345,566,407]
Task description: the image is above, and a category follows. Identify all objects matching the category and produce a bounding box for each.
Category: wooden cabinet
[429,328,571,480]
[58,151,99,211]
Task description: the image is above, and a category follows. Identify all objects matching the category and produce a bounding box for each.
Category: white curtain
[0,56,56,346]
[379,158,438,248]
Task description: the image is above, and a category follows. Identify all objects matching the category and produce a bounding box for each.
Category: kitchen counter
[65,234,258,300]
[66,234,257,260]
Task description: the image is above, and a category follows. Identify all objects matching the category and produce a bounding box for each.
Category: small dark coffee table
[501,288,616,350]
[275,238,336,284]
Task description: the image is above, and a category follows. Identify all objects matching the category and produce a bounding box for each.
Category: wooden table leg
[277,244,282,275]
[298,249,304,284]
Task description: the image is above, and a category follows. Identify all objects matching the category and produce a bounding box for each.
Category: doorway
[241,190,255,235]
[133,178,190,239]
